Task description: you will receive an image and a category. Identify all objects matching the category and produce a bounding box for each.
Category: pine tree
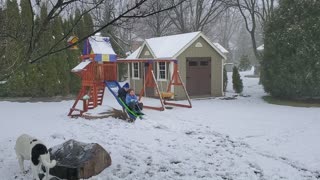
[74,9,86,51]
[0,7,6,66]
[4,0,26,96]
[64,15,81,94]
[238,55,251,71]
[232,66,243,94]
[83,13,94,35]
[20,0,33,45]
[261,0,320,99]
[52,17,70,96]
[0,7,7,95]
[223,67,228,92]
[37,4,59,97]
[25,16,43,97]
[20,0,35,96]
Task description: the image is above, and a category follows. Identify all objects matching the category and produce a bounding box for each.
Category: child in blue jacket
[126,89,143,113]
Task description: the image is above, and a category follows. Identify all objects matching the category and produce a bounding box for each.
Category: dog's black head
[31,144,48,165]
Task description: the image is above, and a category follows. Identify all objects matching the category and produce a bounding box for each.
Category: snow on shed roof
[126,47,141,59]
[213,43,229,54]
[89,36,116,55]
[125,31,226,60]
[257,44,264,51]
[145,31,200,58]
[71,61,91,72]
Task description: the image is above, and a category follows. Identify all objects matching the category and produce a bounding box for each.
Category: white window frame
[132,62,140,79]
[157,62,167,81]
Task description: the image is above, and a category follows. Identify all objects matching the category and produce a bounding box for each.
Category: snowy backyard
[0,71,319,180]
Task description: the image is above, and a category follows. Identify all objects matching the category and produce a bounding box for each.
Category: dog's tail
[40,155,57,168]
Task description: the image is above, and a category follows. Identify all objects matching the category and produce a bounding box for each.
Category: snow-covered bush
[232,66,243,94]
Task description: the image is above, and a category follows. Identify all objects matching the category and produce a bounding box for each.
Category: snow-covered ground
[0,70,319,180]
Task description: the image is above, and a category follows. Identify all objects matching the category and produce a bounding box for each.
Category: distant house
[125,31,227,99]
[257,44,264,51]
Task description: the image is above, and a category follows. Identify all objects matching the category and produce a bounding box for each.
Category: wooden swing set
[117,59,192,111]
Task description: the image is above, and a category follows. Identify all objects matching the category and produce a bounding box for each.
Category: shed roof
[126,31,226,60]
[126,47,141,59]
[146,31,200,58]
[213,43,229,54]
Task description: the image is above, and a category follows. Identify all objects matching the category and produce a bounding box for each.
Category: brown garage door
[186,57,211,96]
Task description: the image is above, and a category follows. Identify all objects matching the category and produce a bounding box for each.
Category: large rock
[48,139,112,180]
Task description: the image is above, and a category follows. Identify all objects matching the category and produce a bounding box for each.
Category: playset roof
[82,35,117,62]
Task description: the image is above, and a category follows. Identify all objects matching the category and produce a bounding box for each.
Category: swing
[161,92,174,99]
[138,61,165,111]
[116,59,192,110]
[157,81,174,99]
[163,61,192,108]
[157,62,174,99]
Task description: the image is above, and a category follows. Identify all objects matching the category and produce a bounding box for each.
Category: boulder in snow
[48,139,111,180]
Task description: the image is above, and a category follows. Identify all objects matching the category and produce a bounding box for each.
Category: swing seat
[160,92,174,99]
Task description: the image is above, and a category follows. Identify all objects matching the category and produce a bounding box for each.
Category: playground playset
[68,35,192,121]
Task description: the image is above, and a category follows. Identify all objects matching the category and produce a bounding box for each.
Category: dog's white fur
[15,134,56,180]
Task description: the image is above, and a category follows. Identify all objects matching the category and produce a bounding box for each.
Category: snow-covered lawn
[0,71,319,180]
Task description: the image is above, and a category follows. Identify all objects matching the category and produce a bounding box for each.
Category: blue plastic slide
[105,81,142,120]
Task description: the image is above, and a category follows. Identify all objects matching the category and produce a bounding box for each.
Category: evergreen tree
[37,4,59,97]
[0,7,7,94]
[232,66,243,94]
[20,0,33,45]
[5,0,26,96]
[261,0,320,99]
[74,9,86,51]
[66,49,81,94]
[0,12,7,98]
[23,15,46,97]
[20,0,35,95]
[223,67,228,92]
[52,17,70,96]
[238,55,251,71]
[64,15,81,94]
[83,13,94,35]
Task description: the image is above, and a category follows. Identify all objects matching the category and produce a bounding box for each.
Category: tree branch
[29,0,187,64]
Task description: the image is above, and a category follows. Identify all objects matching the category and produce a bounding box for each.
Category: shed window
[157,62,166,80]
[200,61,209,66]
[189,61,198,66]
[132,62,140,79]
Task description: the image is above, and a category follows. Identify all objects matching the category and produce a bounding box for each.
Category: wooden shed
[126,31,227,99]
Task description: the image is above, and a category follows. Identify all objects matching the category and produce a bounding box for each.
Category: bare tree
[0,0,187,81]
[207,7,242,63]
[168,0,226,33]
[190,0,226,31]
[144,0,173,37]
[259,0,276,25]
[224,0,277,74]
[211,7,241,50]
[167,0,190,33]
[236,0,260,61]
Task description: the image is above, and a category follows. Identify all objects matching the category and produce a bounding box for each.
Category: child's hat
[123,83,129,88]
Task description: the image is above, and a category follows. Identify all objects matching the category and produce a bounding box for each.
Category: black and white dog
[15,134,56,180]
